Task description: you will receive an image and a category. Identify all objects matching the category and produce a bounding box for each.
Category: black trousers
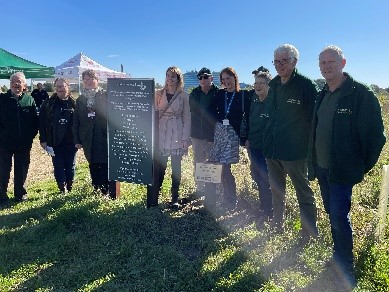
[0,146,31,199]
[89,162,109,193]
[157,155,182,193]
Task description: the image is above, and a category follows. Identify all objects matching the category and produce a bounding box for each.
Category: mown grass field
[0,94,388,291]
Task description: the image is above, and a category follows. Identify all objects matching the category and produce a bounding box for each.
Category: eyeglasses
[197,75,209,80]
[319,60,337,66]
[83,77,97,82]
[255,81,268,86]
[272,58,292,66]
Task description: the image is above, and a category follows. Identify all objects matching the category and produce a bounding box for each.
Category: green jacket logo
[336,108,352,115]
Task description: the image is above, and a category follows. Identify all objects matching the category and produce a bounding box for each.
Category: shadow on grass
[0,182,266,291]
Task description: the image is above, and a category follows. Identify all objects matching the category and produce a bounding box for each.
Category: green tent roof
[0,48,54,79]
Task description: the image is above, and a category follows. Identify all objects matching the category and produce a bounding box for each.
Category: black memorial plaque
[107,78,154,185]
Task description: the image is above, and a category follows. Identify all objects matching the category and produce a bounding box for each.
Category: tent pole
[78,75,81,95]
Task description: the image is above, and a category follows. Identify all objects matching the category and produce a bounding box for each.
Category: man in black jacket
[31,82,49,110]
[189,67,218,197]
[0,72,38,207]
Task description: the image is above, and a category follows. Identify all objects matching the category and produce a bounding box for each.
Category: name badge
[88,111,96,118]
[222,119,229,126]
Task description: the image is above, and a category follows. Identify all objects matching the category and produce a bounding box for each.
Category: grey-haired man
[0,72,38,207]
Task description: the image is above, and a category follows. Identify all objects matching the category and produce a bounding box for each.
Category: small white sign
[195,163,222,183]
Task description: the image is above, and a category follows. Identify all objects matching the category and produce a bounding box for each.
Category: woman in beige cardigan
[155,66,191,207]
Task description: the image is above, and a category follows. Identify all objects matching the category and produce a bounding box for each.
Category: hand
[75,144,83,149]
[40,142,47,150]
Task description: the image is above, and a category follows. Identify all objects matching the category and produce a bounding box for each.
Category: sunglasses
[197,75,210,80]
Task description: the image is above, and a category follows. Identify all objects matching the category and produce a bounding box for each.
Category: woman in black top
[39,78,77,193]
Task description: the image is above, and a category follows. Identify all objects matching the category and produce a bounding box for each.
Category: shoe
[66,181,73,192]
[0,197,10,209]
[270,220,284,234]
[14,195,28,203]
[178,197,189,205]
[57,182,66,194]
[298,229,318,245]
[168,201,180,210]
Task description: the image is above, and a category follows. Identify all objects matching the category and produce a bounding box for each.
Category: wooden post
[147,109,159,208]
[375,165,389,241]
[109,181,120,199]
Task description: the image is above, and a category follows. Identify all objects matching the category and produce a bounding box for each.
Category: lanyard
[224,91,235,117]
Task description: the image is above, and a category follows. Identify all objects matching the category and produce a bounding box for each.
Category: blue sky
[1,0,388,88]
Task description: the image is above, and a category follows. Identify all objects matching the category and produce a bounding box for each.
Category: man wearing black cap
[251,66,269,75]
[189,67,218,197]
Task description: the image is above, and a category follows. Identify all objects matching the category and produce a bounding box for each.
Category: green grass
[0,96,388,291]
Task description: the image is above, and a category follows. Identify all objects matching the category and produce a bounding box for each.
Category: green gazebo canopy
[0,48,54,79]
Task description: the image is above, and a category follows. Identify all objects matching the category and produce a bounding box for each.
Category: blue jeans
[249,148,272,219]
[52,144,77,184]
[316,166,354,268]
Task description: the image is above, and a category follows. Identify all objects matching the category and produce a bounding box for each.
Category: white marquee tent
[55,52,129,92]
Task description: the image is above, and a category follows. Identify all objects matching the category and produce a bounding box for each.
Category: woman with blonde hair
[155,66,191,207]
[39,78,77,193]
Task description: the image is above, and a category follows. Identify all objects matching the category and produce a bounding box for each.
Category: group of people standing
[156,44,385,288]
[0,69,115,208]
[0,43,386,288]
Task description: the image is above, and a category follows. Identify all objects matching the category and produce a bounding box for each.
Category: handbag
[239,90,248,139]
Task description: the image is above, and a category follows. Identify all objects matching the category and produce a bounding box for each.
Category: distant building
[183,70,221,92]
[240,82,251,89]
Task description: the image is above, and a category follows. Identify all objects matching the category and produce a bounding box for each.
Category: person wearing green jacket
[0,72,38,207]
[247,67,272,224]
[307,45,386,288]
[263,44,319,238]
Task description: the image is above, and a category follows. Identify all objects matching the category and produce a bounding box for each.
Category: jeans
[52,144,77,184]
[221,164,236,206]
[0,146,31,199]
[249,148,272,219]
[316,166,354,268]
[266,158,318,236]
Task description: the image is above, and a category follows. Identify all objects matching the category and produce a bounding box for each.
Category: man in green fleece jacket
[308,45,386,288]
[263,44,319,238]
[0,72,38,207]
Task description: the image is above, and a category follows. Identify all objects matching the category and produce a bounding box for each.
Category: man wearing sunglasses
[189,67,219,198]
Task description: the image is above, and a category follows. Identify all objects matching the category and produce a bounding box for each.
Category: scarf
[83,87,102,109]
